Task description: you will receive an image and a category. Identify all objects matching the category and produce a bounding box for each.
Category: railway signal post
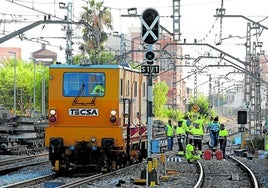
[140,8,159,186]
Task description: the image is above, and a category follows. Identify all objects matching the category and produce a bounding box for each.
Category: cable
[5,0,64,20]
[0,12,41,18]
[8,0,56,4]
[197,17,219,43]
[181,0,234,7]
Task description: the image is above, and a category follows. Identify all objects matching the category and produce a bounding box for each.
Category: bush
[245,136,264,153]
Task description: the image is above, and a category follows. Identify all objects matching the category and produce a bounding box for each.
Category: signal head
[141,8,159,44]
[142,9,158,25]
[237,110,247,124]
[145,51,155,64]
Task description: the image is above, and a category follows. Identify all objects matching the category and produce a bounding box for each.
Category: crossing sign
[141,8,159,44]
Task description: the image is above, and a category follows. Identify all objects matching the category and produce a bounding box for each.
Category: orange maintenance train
[45,63,148,172]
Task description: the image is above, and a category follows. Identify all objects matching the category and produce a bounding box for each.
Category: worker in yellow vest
[165,119,174,151]
[91,83,105,95]
[195,116,205,133]
[182,115,191,144]
[176,120,186,156]
[191,122,204,156]
[185,138,200,163]
[219,124,228,159]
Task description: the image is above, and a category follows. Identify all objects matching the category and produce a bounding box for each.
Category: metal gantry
[172,62,178,110]
[214,13,268,136]
[63,2,74,64]
[244,22,252,133]
[252,41,263,134]
[208,74,212,106]
[244,22,263,135]
[193,69,197,104]
[172,0,181,41]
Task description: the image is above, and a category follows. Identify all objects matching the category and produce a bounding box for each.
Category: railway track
[0,152,48,166]
[40,152,199,188]
[0,153,52,187]
[2,173,56,188]
[0,151,259,188]
[195,155,259,188]
[0,115,260,188]
[0,153,49,175]
[48,155,259,188]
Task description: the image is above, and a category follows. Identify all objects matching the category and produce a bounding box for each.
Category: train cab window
[63,72,105,97]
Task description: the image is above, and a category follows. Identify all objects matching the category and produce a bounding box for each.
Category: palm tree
[80,0,113,64]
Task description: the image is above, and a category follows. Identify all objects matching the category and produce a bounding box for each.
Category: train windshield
[63,72,105,97]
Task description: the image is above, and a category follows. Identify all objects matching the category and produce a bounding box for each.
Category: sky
[1,0,268,60]
[1,0,268,93]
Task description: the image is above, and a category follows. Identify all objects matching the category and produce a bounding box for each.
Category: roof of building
[32,43,57,59]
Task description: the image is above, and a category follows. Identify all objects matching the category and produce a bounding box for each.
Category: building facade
[107,27,186,111]
[0,47,21,63]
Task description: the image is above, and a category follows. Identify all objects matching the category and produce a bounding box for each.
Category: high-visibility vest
[92,85,104,94]
[185,143,194,160]
[176,126,185,135]
[210,122,220,131]
[182,119,187,127]
[166,124,174,137]
[181,119,190,132]
[219,129,228,139]
[191,127,204,139]
[197,119,204,128]
[191,127,204,136]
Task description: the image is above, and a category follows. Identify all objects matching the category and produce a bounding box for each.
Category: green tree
[0,59,48,116]
[153,81,169,117]
[80,0,113,64]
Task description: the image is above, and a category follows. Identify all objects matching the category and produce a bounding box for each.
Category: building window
[143,82,146,97]
[120,78,123,96]
[127,80,130,96]
[134,81,137,97]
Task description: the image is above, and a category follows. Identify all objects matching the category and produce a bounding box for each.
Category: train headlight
[49,109,57,123]
[110,110,117,124]
[110,116,117,123]
[110,110,117,116]
[49,116,57,123]
[50,109,56,115]
[90,136,96,143]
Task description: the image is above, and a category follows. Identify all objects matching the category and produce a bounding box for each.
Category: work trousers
[193,138,202,151]
[167,136,174,151]
[219,138,227,158]
[177,135,185,152]
[210,130,219,147]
